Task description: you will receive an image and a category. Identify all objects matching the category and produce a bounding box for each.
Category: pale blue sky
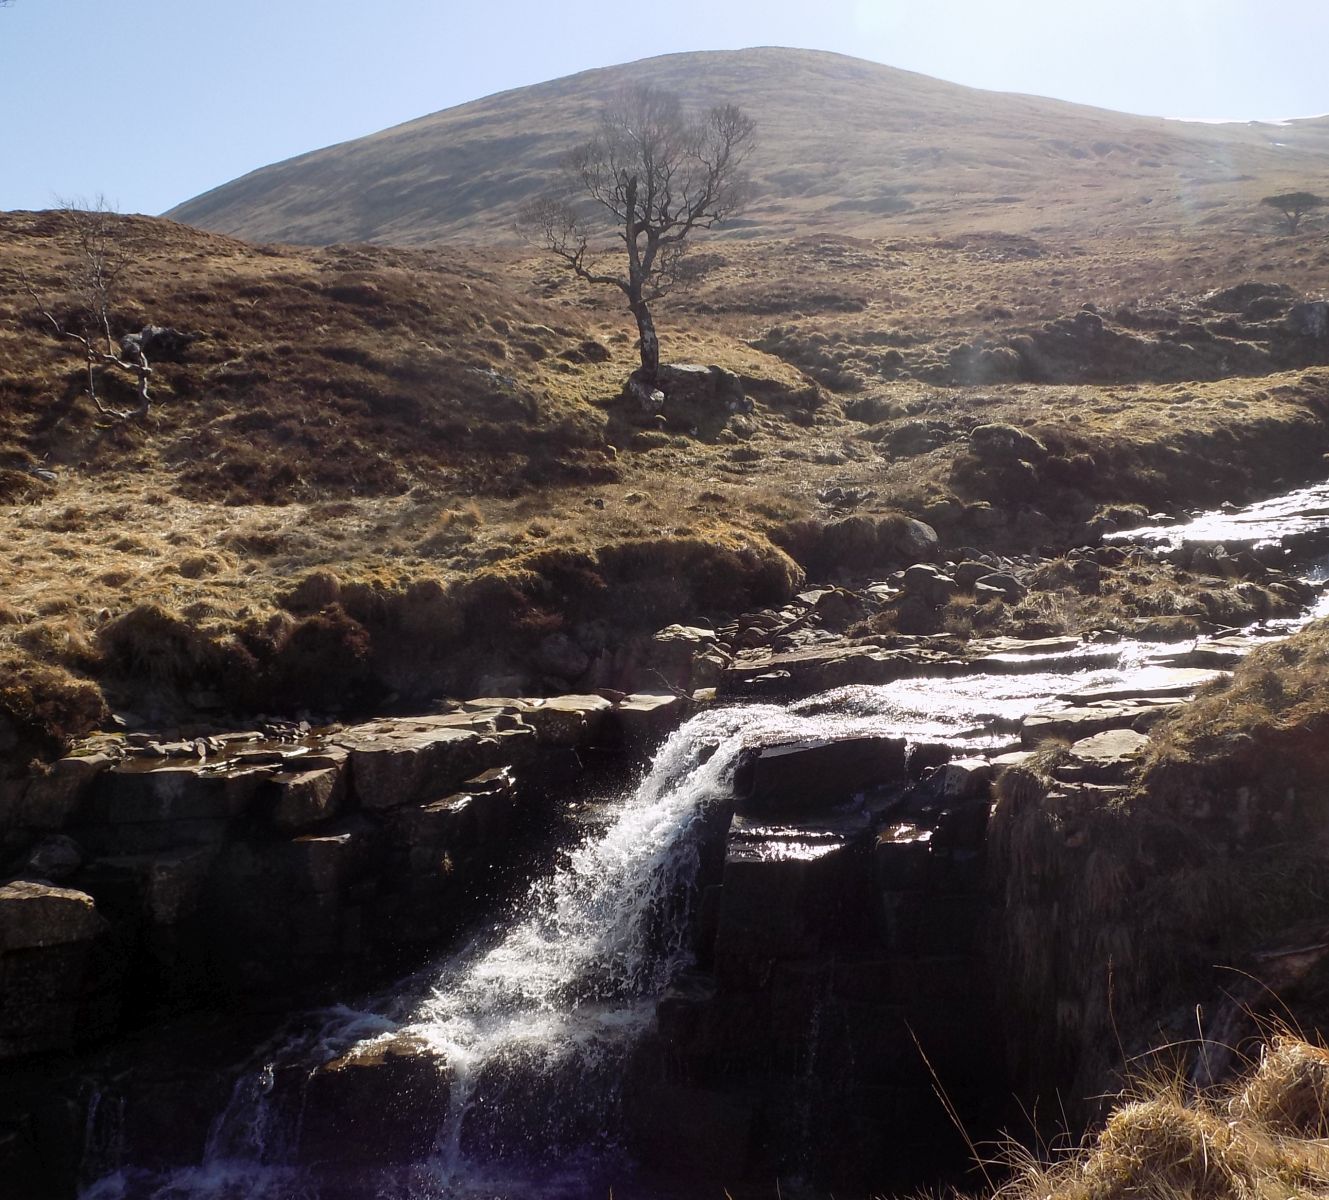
[1,0,1327,217]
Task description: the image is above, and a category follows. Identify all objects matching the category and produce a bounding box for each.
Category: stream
[77,485,1329,1200]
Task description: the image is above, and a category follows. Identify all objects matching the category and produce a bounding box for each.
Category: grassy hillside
[166,48,1329,246]
[3,208,1329,763]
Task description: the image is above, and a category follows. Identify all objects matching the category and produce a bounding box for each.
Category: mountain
[166,47,1329,247]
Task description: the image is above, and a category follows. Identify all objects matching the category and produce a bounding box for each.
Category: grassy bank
[3,211,1329,762]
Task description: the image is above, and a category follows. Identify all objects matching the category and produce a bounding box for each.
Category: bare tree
[522,86,755,401]
[21,200,154,419]
[1262,191,1327,234]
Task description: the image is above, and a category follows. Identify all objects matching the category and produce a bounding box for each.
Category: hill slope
[167,47,1329,245]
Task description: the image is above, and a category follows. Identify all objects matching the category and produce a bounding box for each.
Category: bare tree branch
[518,85,755,387]
[21,201,153,420]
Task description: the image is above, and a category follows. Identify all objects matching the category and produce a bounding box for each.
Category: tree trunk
[633,300,659,383]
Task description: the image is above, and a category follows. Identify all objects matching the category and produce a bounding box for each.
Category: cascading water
[80,481,1329,1199]
[81,649,1229,1200]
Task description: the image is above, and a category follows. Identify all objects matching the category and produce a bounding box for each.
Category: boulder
[0,881,105,951]
[901,564,957,607]
[975,571,1025,600]
[953,560,994,591]
[969,423,1046,462]
[879,516,941,564]
[654,363,750,413]
[648,624,718,689]
[21,834,84,882]
[0,882,114,1059]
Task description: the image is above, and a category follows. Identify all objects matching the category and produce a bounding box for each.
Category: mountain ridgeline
[167,47,1329,246]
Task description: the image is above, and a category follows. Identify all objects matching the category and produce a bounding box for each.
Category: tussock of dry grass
[998,1038,1329,1200]
[1146,619,1329,770]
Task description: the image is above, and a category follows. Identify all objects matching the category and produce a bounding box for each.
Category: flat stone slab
[1055,729,1151,784]
[0,881,105,951]
[1021,697,1185,746]
[333,720,534,809]
[514,695,613,746]
[613,692,688,746]
[970,636,1083,657]
[1058,668,1225,705]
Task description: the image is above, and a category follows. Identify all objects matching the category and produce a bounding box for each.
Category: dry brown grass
[3,210,1329,759]
[996,1038,1329,1200]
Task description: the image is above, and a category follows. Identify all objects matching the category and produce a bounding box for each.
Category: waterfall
[77,472,1329,1198]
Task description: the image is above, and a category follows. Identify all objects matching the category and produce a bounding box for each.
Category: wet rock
[1060,668,1225,705]
[298,1032,451,1165]
[627,1082,755,1181]
[932,757,994,802]
[736,736,906,815]
[873,823,933,891]
[714,820,861,971]
[1021,698,1183,746]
